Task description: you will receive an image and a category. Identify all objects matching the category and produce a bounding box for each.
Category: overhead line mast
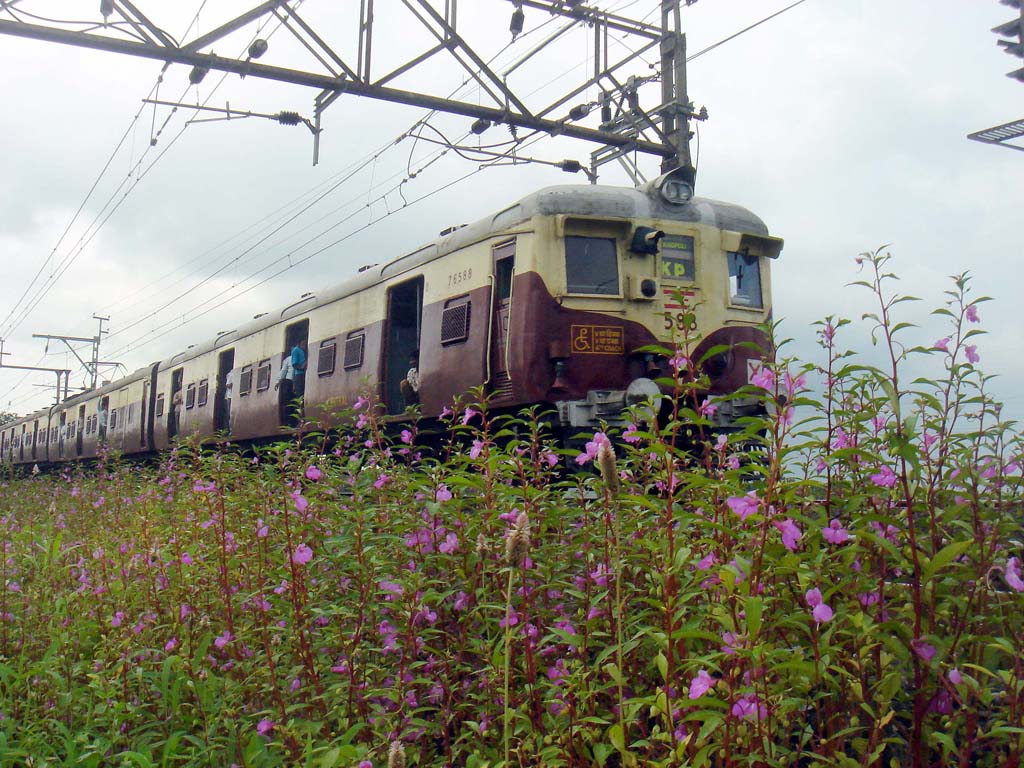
[0,1,699,181]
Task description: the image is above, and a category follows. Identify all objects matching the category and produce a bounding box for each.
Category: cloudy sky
[1,1,1022,424]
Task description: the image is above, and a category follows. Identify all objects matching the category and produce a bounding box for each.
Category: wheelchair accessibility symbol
[571,325,624,354]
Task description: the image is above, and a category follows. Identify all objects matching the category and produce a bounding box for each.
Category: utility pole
[32,314,116,391]
[0,338,72,407]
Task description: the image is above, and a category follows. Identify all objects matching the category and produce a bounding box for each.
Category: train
[1,166,782,469]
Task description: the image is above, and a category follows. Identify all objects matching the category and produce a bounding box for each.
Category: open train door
[488,241,515,403]
[76,405,85,456]
[384,277,423,414]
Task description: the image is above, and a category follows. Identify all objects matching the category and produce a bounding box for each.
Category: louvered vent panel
[441,302,470,344]
[344,335,364,369]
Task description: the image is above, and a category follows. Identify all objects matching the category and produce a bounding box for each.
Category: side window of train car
[197,379,209,407]
[318,338,337,376]
[186,383,197,409]
[256,359,272,392]
[441,295,471,344]
[344,331,365,370]
[565,236,619,295]
[127,404,134,425]
[239,365,254,396]
[110,409,118,430]
[660,234,696,282]
[727,251,763,308]
[156,393,165,418]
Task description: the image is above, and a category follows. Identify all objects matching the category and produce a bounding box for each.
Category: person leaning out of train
[97,403,108,443]
[400,349,420,407]
[290,341,307,399]
[223,368,235,432]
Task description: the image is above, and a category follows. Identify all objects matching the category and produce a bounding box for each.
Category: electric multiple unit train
[1,167,782,468]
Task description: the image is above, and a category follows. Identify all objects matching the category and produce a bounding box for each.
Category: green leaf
[744,596,763,638]
[923,540,972,582]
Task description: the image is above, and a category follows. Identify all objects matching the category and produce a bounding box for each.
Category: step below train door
[384,277,423,415]
[488,241,515,402]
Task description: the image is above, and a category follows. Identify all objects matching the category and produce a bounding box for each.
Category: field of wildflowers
[0,252,1021,767]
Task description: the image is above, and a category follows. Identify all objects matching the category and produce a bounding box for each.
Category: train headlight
[660,178,693,204]
[645,164,696,205]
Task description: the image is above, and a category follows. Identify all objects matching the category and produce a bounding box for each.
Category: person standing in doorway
[290,340,307,400]
[275,355,295,426]
[400,349,420,407]
[223,368,235,433]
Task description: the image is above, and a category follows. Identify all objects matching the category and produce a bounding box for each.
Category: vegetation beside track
[0,253,1022,767]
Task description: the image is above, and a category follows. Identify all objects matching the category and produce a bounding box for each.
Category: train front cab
[516,175,782,431]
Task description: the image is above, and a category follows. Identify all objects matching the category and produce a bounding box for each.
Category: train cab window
[239,365,253,396]
[344,332,365,370]
[565,236,619,295]
[185,383,197,409]
[156,393,165,418]
[318,338,337,376]
[197,379,209,406]
[256,360,272,392]
[727,251,763,309]
[661,235,696,281]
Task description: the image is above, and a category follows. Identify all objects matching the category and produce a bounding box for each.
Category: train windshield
[727,251,763,308]
[565,236,619,295]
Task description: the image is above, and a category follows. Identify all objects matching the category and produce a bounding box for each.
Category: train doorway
[282,321,308,426]
[168,368,183,439]
[76,405,85,456]
[215,349,235,432]
[489,242,515,401]
[58,411,67,458]
[385,277,423,414]
[19,425,25,462]
[31,421,38,460]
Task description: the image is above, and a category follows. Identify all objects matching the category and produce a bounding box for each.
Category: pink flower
[965,345,980,364]
[400,430,413,445]
[469,440,484,459]
[462,408,479,425]
[359,762,372,768]
[623,424,641,444]
[111,611,125,627]
[783,370,807,399]
[669,353,690,373]
[575,432,611,466]
[750,365,774,390]
[304,465,322,481]
[291,492,309,513]
[822,519,850,545]
[698,399,718,418]
[731,694,766,721]
[805,587,823,608]
[688,670,715,699]
[354,396,369,411]
[966,305,979,323]
[949,668,963,685]
[374,474,390,489]
[180,552,193,566]
[256,520,269,538]
[379,580,404,598]
[911,638,936,662]
[870,465,897,488]
[695,552,717,571]
[291,543,313,565]
[812,603,834,623]
[435,485,453,502]
[1005,557,1024,592]
[934,338,950,352]
[164,637,178,652]
[726,492,760,521]
[256,719,274,736]
[214,630,233,650]
[774,518,802,551]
